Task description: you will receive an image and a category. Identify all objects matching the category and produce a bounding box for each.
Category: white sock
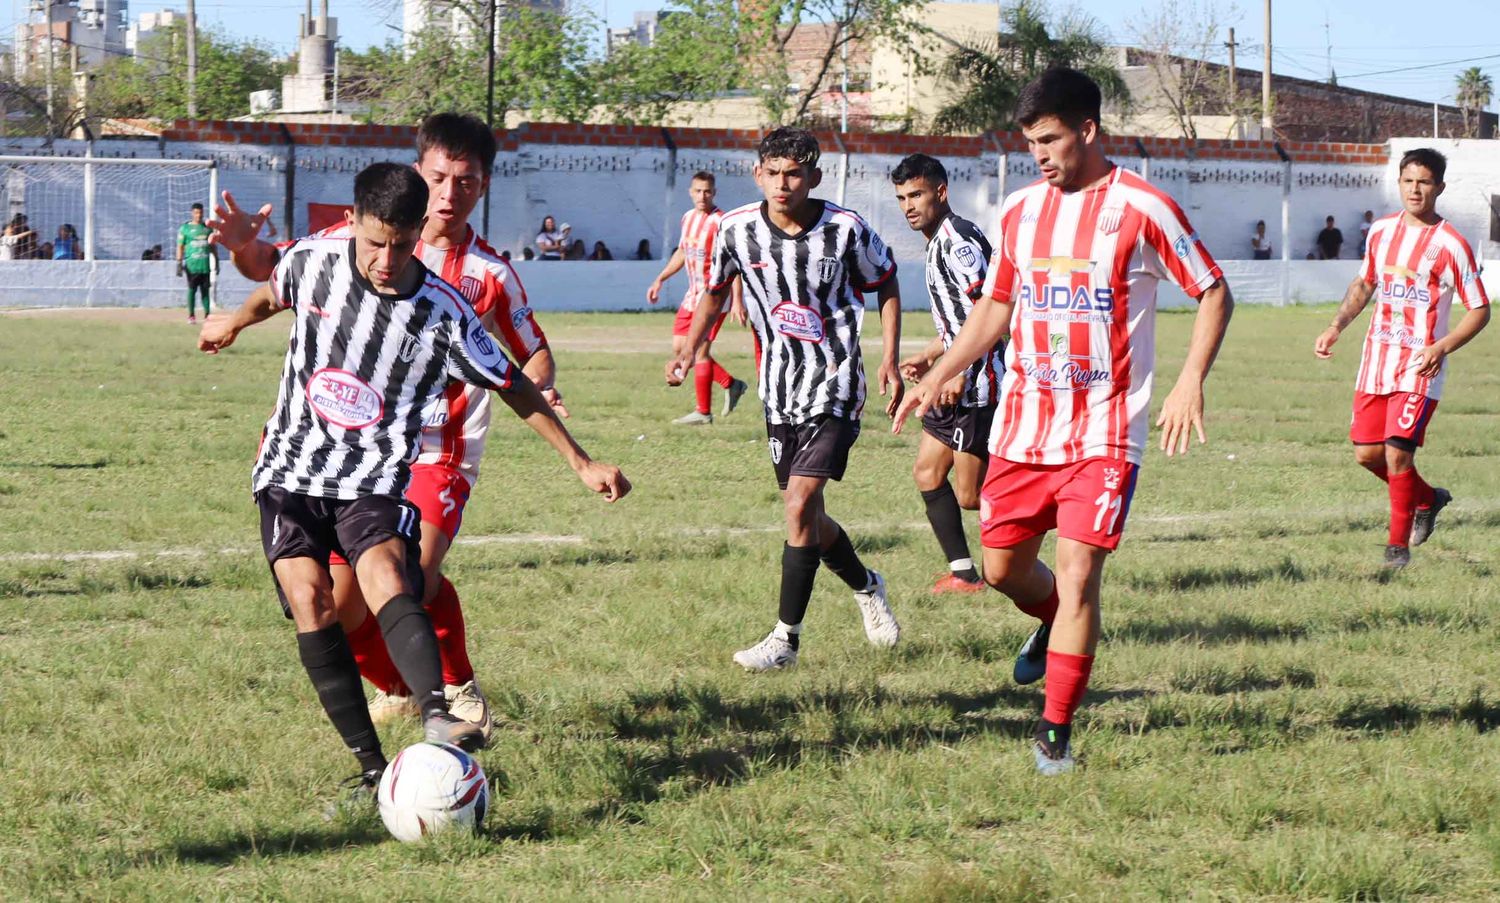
[949,558,974,573]
[775,620,802,637]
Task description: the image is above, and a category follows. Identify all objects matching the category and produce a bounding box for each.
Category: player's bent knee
[954,487,981,510]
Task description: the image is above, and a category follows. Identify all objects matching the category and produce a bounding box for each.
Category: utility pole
[1261,0,1273,133]
[186,0,198,117]
[1225,27,1238,136]
[483,0,496,236]
[44,0,56,134]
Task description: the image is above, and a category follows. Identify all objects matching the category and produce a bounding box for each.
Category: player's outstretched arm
[522,346,569,419]
[1415,305,1490,378]
[1314,277,1375,358]
[197,283,282,354]
[876,278,904,416]
[207,191,278,282]
[893,295,1012,434]
[900,336,945,382]
[1157,279,1234,457]
[647,248,686,304]
[495,372,630,502]
[665,288,728,384]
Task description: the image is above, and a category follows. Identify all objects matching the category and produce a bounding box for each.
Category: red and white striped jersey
[1356,214,1487,399]
[983,167,1222,466]
[677,206,723,311]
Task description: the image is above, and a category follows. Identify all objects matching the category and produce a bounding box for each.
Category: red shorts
[327,465,472,567]
[979,456,1139,551]
[673,304,728,340]
[1350,391,1437,446]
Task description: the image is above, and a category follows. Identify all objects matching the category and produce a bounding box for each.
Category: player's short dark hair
[758,127,820,168]
[417,112,498,174]
[691,170,716,185]
[1399,147,1447,182]
[353,162,429,230]
[890,153,948,187]
[190,202,204,211]
[1016,67,1103,130]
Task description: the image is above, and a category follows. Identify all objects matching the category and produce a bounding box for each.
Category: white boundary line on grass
[5,500,1497,565]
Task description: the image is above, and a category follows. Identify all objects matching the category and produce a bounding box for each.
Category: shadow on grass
[1334,694,1500,734]
[1120,557,1311,593]
[163,821,388,865]
[3,460,109,469]
[1107,612,1310,646]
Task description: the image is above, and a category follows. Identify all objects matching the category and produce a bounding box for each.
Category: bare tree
[1127,0,1248,140]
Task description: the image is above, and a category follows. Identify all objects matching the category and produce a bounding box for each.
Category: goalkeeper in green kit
[177,202,217,323]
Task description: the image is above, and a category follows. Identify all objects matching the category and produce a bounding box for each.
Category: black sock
[778,543,822,627]
[1035,718,1072,753]
[819,524,872,591]
[297,626,386,773]
[376,594,446,722]
[920,483,977,580]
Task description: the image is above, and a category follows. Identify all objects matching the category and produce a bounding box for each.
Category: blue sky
[6,0,1496,108]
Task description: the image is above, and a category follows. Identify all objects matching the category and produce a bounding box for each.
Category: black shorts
[186,271,211,292]
[921,403,996,456]
[767,416,860,490]
[255,487,423,618]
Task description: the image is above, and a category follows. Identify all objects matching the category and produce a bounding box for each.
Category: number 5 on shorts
[1397,395,1422,431]
[1093,490,1123,534]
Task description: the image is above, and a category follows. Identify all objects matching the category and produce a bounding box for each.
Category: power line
[1339,52,1500,81]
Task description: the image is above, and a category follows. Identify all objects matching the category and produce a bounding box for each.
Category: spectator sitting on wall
[521,247,535,260]
[1316,215,1343,260]
[151,244,164,260]
[2,214,37,260]
[53,224,81,260]
[38,241,54,259]
[1251,220,1272,260]
[635,238,653,260]
[536,215,567,260]
[565,239,587,260]
[589,241,613,261]
[500,249,512,261]
[1359,210,1374,256]
[1306,251,1317,260]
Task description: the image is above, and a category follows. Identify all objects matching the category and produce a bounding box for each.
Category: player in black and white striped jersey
[666,127,905,672]
[892,154,1003,595]
[201,163,629,797]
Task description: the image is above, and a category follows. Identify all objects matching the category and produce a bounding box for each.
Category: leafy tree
[596,0,746,126]
[931,0,1126,135]
[90,24,284,121]
[1455,66,1493,139]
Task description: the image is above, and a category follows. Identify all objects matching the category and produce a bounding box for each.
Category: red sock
[1042,651,1095,725]
[1013,584,1059,624]
[427,577,475,686]
[693,361,713,414]
[710,359,734,388]
[348,612,407,695]
[1388,468,1434,545]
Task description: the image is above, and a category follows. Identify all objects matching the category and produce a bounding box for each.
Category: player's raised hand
[891,378,938,434]
[540,385,571,419]
[197,315,239,354]
[1413,342,1447,378]
[1156,380,1207,457]
[578,461,631,502]
[1313,325,1340,359]
[208,191,271,253]
[646,280,662,305]
[878,358,905,417]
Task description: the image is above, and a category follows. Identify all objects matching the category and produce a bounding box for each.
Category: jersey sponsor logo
[1173,233,1195,259]
[863,232,889,272]
[307,368,384,429]
[1380,281,1431,304]
[466,319,499,358]
[420,395,449,428]
[771,301,825,342]
[1370,325,1425,349]
[458,276,484,303]
[749,261,772,269]
[1382,264,1420,281]
[1098,205,1125,235]
[1019,352,1111,390]
[768,436,784,464]
[816,256,841,283]
[1028,256,1093,277]
[1020,283,1115,313]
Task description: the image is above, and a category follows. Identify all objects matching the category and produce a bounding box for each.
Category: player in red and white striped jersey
[204,114,573,744]
[894,69,1234,774]
[1314,148,1490,569]
[647,172,748,424]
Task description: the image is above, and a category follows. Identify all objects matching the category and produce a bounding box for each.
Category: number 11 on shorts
[1093,490,1123,534]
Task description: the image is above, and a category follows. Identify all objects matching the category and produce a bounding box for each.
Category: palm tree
[1455,67,1493,138]
[931,0,1128,135]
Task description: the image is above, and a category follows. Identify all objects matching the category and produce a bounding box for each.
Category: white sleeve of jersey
[945,237,988,296]
[447,308,516,392]
[852,223,896,291]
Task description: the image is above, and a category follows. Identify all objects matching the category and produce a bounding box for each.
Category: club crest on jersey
[771,301,825,343]
[768,437,784,464]
[1423,243,1442,262]
[398,334,424,363]
[1097,206,1125,235]
[1173,234,1194,259]
[954,243,979,271]
[816,256,841,283]
[511,306,533,329]
[459,276,484,303]
[306,368,383,429]
[1103,467,1122,490]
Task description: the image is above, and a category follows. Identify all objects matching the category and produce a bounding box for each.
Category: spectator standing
[1251,220,1272,260]
[53,224,81,260]
[2,214,37,260]
[177,202,218,323]
[1316,215,1344,260]
[535,215,567,260]
[1359,210,1374,256]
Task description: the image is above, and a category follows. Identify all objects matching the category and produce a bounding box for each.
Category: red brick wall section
[159,120,1390,166]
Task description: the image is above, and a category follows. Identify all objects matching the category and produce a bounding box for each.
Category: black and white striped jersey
[710,200,896,425]
[925,213,1002,408]
[250,235,517,500]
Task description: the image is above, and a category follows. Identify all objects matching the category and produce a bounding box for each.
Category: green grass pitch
[1,306,1499,899]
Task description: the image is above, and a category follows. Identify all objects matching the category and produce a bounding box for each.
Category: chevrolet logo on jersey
[1381,264,1420,281]
[1028,256,1093,276]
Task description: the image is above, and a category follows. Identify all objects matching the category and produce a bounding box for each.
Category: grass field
[3,305,1500,900]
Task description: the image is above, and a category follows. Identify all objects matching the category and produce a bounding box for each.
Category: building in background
[124,9,177,55]
[607,10,671,53]
[13,0,130,79]
[401,0,565,55]
[280,0,337,114]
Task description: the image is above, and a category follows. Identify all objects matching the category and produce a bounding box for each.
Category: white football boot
[444,679,494,745]
[733,628,798,672]
[853,570,900,648]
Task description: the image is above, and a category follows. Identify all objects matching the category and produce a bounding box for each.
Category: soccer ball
[376,741,489,842]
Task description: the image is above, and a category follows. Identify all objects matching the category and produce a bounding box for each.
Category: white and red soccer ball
[377,741,489,842]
